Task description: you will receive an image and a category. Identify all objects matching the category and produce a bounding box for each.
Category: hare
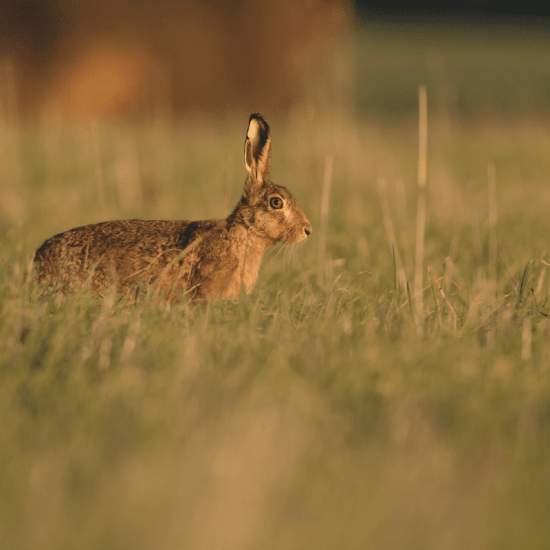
[34,114,312,303]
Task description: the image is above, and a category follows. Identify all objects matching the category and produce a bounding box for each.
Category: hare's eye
[270,197,283,209]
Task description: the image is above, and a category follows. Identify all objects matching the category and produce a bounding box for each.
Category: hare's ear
[244,113,271,185]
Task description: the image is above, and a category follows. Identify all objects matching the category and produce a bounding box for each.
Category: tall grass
[3,28,550,550]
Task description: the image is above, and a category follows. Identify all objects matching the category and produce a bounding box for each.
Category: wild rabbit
[34,114,312,303]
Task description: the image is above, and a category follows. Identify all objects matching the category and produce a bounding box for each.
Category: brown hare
[34,114,312,303]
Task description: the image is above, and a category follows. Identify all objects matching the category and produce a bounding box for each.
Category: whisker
[283,245,292,269]
[283,243,304,270]
[262,242,286,272]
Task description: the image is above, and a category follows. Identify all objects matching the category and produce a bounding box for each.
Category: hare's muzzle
[294,218,312,243]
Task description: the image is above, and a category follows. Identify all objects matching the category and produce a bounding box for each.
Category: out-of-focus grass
[356,19,550,121]
[2,22,550,550]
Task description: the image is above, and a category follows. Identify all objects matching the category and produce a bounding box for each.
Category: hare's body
[34,114,312,303]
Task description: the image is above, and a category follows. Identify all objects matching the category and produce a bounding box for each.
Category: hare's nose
[304,222,312,236]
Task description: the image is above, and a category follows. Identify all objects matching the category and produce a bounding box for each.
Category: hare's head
[239,114,312,245]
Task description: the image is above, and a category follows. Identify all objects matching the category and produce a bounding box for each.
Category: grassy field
[2,21,550,550]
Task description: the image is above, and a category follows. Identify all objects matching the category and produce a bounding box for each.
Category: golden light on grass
[3,25,550,545]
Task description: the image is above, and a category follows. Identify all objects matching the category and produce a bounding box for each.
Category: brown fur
[34,114,312,303]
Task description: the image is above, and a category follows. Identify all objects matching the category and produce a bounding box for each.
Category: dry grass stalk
[49,192,68,233]
[522,317,532,360]
[428,265,458,318]
[317,155,333,285]
[414,85,428,333]
[535,269,546,296]
[394,178,410,249]
[91,120,107,219]
[468,183,485,285]
[377,177,407,289]
[488,162,497,293]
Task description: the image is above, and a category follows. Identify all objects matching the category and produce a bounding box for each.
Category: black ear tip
[249,113,267,125]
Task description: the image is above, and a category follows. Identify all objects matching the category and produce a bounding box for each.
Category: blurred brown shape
[0,0,354,120]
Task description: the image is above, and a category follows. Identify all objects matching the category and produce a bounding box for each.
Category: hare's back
[37,219,219,258]
[35,219,221,288]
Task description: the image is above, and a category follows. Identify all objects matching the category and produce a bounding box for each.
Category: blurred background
[0,0,353,120]
[1,0,549,122]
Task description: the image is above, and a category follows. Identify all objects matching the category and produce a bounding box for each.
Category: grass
[3,22,550,550]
